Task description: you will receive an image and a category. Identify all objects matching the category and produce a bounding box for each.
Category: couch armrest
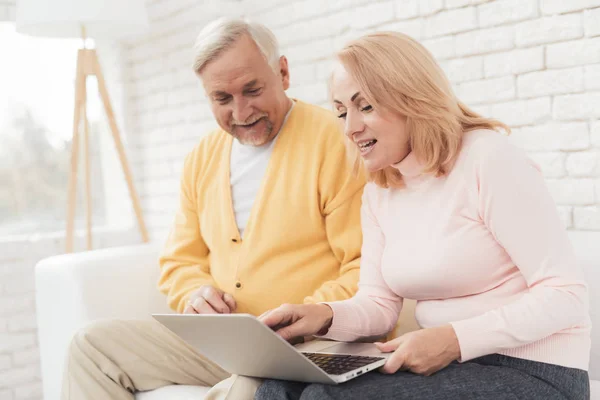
[35,243,172,400]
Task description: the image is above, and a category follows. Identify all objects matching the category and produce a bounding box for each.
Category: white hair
[192,17,280,75]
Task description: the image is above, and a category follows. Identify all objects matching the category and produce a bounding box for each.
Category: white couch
[36,232,600,400]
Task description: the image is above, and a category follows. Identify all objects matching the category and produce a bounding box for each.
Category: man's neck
[269,97,294,141]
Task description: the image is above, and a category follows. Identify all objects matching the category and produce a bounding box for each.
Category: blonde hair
[193,18,280,75]
[336,32,509,188]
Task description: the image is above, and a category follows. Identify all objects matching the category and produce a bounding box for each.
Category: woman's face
[331,62,410,172]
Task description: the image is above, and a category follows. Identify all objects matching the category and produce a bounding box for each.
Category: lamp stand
[65,31,149,253]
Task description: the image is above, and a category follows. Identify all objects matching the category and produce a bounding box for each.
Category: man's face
[200,34,291,146]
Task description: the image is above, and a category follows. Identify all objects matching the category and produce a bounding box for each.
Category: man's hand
[183,285,237,314]
[259,303,333,342]
[375,325,461,376]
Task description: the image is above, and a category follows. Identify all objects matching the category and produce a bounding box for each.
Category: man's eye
[361,105,373,112]
[216,97,231,104]
[247,88,261,95]
[337,112,347,119]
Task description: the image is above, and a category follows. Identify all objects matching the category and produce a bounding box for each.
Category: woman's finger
[380,349,406,374]
[260,308,292,328]
[375,336,404,353]
[276,318,309,341]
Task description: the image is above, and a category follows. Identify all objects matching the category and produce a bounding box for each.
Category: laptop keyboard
[302,352,384,376]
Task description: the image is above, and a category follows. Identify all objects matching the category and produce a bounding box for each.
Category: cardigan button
[232,238,238,243]
[235,281,242,289]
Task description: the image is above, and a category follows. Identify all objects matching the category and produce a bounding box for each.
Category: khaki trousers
[61,319,262,400]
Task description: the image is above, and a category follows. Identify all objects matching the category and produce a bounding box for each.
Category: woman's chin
[363,159,386,173]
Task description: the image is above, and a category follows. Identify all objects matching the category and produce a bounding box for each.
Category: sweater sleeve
[303,118,364,305]
[302,186,363,305]
[317,185,404,342]
[450,135,589,362]
[158,149,217,313]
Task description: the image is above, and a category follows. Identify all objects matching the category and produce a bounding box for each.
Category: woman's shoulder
[363,181,380,198]
[362,180,399,213]
[457,128,540,176]
[362,181,386,203]
[461,129,512,155]
[461,129,530,164]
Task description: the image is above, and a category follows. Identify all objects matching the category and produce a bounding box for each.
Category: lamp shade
[15,0,149,39]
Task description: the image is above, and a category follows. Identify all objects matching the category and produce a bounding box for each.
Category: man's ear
[278,56,290,90]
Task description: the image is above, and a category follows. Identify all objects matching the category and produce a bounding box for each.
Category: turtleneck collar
[392,151,424,178]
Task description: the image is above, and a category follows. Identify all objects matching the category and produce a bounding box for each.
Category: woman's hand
[376,325,461,376]
[258,303,334,342]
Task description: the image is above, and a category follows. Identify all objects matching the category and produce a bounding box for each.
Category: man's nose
[232,98,253,123]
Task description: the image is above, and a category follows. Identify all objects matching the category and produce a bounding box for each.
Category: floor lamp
[15,0,150,252]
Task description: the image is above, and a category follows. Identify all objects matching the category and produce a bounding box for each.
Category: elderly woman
[256,32,591,400]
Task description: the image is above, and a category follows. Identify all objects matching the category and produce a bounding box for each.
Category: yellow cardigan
[158,100,365,315]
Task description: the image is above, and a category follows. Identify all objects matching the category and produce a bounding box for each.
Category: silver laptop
[153,313,387,384]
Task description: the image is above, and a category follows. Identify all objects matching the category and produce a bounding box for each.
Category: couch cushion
[591,379,600,400]
[136,385,211,400]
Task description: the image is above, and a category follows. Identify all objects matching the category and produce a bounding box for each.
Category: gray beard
[231,118,274,145]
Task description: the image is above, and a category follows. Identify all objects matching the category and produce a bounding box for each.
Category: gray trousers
[255,354,590,400]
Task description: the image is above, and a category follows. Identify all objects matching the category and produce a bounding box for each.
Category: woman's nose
[344,111,364,139]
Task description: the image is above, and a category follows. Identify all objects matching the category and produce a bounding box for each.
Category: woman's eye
[337,112,347,119]
[361,105,373,112]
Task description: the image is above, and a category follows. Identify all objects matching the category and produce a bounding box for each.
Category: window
[0,23,108,236]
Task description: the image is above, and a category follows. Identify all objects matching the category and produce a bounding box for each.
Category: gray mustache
[231,116,267,126]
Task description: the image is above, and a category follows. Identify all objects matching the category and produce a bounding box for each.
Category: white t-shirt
[229,102,294,237]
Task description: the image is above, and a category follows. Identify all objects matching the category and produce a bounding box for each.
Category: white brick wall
[541,0,600,14]
[510,122,590,151]
[546,36,600,68]
[483,47,544,78]
[439,57,484,83]
[478,0,538,27]
[553,92,600,120]
[0,229,137,400]
[122,0,600,236]
[457,76,516,103]
[585,7,600,36]
[515,13,583,47]
[517,67,584,98]
[455,25,515,56]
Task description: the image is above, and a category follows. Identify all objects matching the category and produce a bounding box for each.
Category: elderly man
[61,18,365,400]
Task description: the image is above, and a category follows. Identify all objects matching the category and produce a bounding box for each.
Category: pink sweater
[322,129,591,371]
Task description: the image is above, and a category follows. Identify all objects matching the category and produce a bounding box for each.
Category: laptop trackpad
[320,342,384,357]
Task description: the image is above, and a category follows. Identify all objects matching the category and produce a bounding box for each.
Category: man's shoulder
[294,100,338,127]
[186,128,229,163]
[291,100,342,144]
